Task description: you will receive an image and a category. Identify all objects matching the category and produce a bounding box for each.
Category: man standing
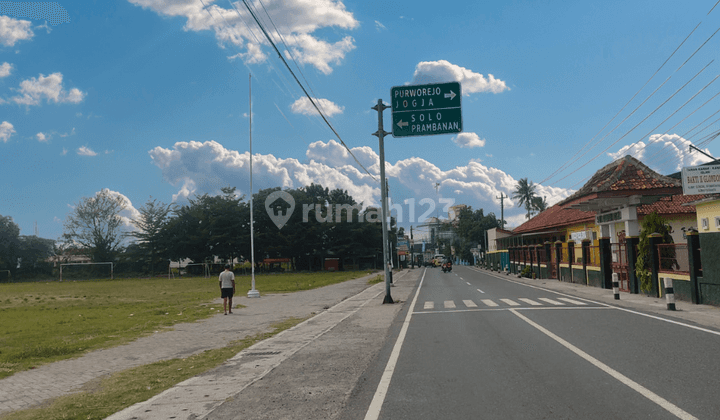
[219,264,236,315]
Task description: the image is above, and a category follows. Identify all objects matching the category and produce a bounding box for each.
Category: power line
[237,0,377,181]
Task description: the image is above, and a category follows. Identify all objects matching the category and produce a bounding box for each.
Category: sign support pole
[372,99,393,304]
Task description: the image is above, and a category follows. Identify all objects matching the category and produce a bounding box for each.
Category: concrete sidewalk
[473,266,720,332]
[0,270,415,417]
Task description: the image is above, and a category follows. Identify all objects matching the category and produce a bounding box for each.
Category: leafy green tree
[512,178,537,220]
[0,215,20,273]
[636,212,674,293]
[63,190,127,262]
[17,235,55,274]
[532,196,548,215]
[130,197,175,275]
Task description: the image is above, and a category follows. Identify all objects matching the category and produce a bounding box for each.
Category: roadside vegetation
[0,271,372,380]
[0,317,308,420]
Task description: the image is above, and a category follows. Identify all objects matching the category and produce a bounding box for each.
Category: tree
[63,189,127,262]
[636,212,674,293]
[0,215,20,273]
[531,196,548,215]
[512,178,537,220]
[17,235,55,274]
[130,197,174,275]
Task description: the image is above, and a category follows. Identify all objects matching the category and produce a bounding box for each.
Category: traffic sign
[391,82,462,137]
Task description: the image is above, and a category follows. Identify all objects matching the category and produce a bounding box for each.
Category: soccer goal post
[182,262,210,278]
[60,262,114,281]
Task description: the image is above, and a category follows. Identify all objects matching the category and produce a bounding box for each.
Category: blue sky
[2,0,719,242]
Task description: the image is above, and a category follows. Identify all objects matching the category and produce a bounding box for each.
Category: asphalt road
[340,266,720,420]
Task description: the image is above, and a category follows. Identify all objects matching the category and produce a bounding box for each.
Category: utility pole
[410,226,415,268]
[496,192,505,229]
[372,99,393,304]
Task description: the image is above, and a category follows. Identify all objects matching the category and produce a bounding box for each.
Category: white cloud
[0,16,34,47]
[77,146,97,156]
[149,139,575,224]
[36,132,48,142]
[375,20,386,31]
[129,0,359,74]
[0,62,12,77]
[0,121,15,142]
[452,132,486,148]
[291,97,344,116]
[98,189,141,230]
[609,133,715,173]
[411,60,509,94]
[61,148,67,155]
[10,73,86,106]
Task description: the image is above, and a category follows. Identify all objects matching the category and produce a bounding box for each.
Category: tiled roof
[558,155,681,206]
[513,156,697,234]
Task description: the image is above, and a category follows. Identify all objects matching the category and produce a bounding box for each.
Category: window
[701,218,709,230]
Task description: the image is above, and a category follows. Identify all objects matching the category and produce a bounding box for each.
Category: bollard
[612,273,620,300]
[664,277,676,311]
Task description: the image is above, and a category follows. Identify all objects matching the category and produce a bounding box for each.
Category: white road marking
[518,298,542,306]
[423,301,434,310]
[466,282,472,286]
[510,309,698,420]
[500,298,520,306]
[365,269,427,420]
[481,299,499,307]
[444,300,456,309]
[538,297,565,305]
[477,288,485,294]
[557,297,587,305]
[463,300,477,308]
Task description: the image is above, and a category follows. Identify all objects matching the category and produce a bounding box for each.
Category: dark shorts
[221,288,234,299]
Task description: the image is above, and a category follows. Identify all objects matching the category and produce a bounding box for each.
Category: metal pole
[248,74,260,298]
[372,99,393,304]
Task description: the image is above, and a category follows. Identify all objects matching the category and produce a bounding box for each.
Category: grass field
[0,271,374,380]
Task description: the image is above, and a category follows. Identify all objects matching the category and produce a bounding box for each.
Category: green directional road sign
[391,82,462,138]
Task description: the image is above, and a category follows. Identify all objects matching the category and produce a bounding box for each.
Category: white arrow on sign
[444,90,457,100]
[397,120,408,128]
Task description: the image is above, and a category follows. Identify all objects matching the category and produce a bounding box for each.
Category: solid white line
[484,272,720,338]
[477,288,485,294]
[510,309,698,420]
[364,268,426,420]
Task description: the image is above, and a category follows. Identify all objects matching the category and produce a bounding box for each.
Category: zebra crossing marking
[463,300,477,308]
[518,298,542,306]
[423,301,434,310]
[444,300,456,309]
[557,297,587,305]
[538,297,565,305]
[481,299,499,307]
[499,298,520,306]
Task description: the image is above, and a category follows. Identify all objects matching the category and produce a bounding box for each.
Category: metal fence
[657,243,690,275]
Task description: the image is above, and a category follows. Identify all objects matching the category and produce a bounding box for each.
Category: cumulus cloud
[411,60,509,94]
[291,97,344,116]
[0,62,11,77]
[77,146,97,156]
[149,139,574,225]
[608,133,715,173]
[129,0,358,74]
[452,132,486,148]
[0,120,15,142]
[0,16,34,47]
[97,188,141,230]
[36,132,48,142]
[10,73,86,106]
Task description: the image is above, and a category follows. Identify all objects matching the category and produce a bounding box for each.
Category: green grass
[0,271,373,379]
[368,274,384,284]
[0,317,308,420]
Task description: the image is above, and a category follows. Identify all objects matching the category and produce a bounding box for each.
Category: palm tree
[512,178,537,220]
[531,196,548,215]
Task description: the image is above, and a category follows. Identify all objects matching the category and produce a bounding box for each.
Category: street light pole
[372,99,393,304]
[248,73,260,298]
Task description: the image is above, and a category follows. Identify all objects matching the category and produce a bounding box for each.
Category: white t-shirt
[219,270,235,288]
